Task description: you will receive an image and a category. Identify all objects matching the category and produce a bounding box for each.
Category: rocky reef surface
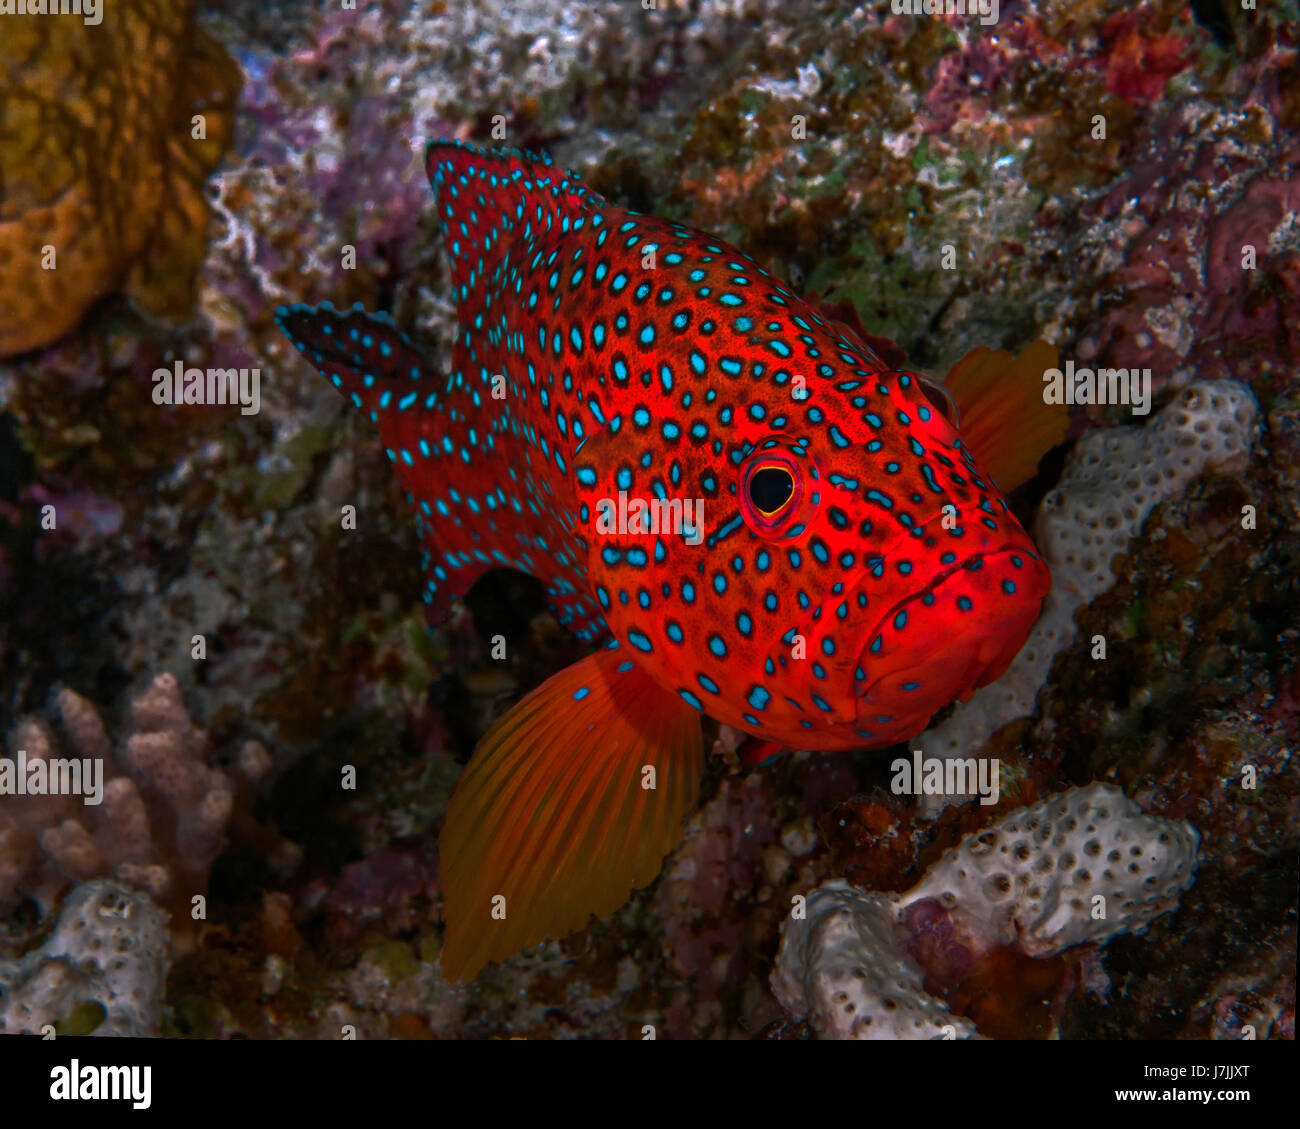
[0,0,1294,1038]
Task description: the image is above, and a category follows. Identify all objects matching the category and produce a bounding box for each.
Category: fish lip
[851,541,1033,695]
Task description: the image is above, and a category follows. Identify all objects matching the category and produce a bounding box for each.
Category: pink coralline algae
[21,486,124,557]
[919,4,1196,134]
[920,16,1060,135]
[1073,75,1300,405]
[657,776,778,1024]
[1095,9,1195,105]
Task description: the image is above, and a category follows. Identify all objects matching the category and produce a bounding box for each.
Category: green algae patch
[57,1000,107,1036]
[369,940,420,987]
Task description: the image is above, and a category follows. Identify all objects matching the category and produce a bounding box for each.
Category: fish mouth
[851,544,1049,741]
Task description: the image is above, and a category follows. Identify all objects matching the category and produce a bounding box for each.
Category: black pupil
[750,467,794,514]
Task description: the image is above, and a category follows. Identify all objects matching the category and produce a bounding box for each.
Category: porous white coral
[899,784,1200,956]
[772,784,1200,1039]
[921,381,1259,769]
[771,880,979,1040]
[0,880,170,1037]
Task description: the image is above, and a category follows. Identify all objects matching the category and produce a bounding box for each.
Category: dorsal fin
[425,140,606,302]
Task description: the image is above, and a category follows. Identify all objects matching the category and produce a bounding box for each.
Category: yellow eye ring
[747,462,796,518]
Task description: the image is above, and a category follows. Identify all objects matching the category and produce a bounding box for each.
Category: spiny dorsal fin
[425,139,607,303]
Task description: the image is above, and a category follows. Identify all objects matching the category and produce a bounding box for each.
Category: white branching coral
[772,785,1200,1039]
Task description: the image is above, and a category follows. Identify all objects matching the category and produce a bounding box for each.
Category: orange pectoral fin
[943,340,1068,493]
[438,647,706,982]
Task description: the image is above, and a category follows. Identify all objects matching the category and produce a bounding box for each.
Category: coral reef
[1070,95,1300,403]
[0,0,1294,1041]
[773,785,1200,1039]
[0,879,170,1037]
[0,0,240,357]
[921,381,1259,775]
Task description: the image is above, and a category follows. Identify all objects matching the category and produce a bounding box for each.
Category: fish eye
[739,452,808,538]
[748,465,795,517]
[918,377,960,426]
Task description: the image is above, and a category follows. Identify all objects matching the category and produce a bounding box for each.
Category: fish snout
[852,546,1049,742]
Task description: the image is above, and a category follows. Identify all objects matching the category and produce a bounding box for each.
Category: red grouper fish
[276,140,1065,981]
